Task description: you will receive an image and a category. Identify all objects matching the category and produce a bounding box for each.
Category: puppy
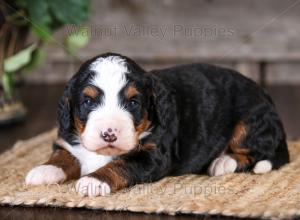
[26,53,289,197]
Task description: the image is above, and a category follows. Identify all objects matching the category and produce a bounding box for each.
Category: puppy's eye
[83,97,95,108]
[127,99,140,108]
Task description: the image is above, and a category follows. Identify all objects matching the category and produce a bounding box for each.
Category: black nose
[100,128,117,142]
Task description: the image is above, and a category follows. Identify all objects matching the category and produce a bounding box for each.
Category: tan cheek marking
[228,121,252,169]
[74,116,85,134]
[143,142,156,150]
[133,112,152,150]
[125,85,139,99]
[89,160,128,192]
[83,86,98,99]
[135,112,151,136]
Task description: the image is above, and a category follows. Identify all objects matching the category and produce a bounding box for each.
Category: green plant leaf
[65,26,90,55]
[32,24,52,40]
[22,0,52,26]
[49,0,90,25]
[24,48,46,71]
[4,44,37,73]
[2,72,14,100]
[17,0,90,39]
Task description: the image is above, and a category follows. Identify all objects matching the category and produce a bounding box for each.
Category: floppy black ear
[145,73,175,129]
[57,79,75,138]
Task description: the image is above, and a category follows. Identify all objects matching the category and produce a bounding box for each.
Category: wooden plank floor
[0,84,299,220]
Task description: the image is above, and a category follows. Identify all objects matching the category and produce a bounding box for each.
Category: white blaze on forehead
[90,55,128,108]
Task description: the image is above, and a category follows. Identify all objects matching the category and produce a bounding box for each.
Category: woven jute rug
[1,129,300,219]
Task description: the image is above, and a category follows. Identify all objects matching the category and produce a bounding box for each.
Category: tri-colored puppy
[26,53,289,196]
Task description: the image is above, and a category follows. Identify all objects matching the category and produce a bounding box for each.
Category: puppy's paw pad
[25,165,66,185]
[253,160,272,174]
[76,176,111,197]
[208,155,237,176]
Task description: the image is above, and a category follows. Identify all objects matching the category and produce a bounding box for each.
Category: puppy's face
[62,55,152,156]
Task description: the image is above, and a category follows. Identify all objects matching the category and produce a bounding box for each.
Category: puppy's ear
[145,74,173,129]
[57,79,75,138]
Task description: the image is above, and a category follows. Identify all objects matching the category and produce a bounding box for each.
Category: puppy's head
[58,53,164,156]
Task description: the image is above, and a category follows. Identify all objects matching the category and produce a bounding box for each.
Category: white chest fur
[57,139,113,176]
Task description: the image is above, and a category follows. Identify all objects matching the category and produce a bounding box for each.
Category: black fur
[57,53,289,188]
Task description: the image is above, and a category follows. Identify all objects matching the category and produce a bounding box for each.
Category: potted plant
[0,0,91,125]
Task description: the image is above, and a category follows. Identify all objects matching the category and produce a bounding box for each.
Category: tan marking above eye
[125,85,139,99]
[83,86,98,99]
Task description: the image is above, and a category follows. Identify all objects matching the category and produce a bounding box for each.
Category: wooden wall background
[26,0,300,85]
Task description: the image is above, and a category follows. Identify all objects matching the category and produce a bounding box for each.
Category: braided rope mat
[1,129,300,219]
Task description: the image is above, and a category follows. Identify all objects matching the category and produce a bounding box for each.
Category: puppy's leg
[26,144,81,185]
[208,120,249,176]
[75,148,169,197]
[75,160,125,197]
[209,107,289,176]
[208,154,238,176]
[208,155,273,176]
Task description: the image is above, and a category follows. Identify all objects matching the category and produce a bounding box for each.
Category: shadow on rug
[0,129,299,219]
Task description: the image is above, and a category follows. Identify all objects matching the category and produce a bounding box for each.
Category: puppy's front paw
[208,155,237,176]
[25,165,66,185]
[75,176,111,197]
